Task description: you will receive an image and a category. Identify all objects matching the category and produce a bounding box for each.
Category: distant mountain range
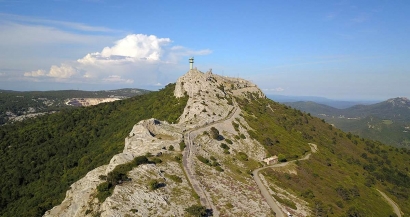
[284,97,410,148]
[267,94,379,109]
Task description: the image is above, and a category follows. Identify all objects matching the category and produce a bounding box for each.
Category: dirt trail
[252,144,318,216]
[376,189,402,217]
[182,100,239,216]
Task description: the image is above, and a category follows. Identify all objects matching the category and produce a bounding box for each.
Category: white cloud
[23,33,212,85]
[48,64,79,78]
[24,69,46,77]
[101,34,170,60]
[263,87,285,92]
[24,64,79,79]
[102,75,134,84]
[0,13,116,33]
[0,22,115,46]
[78,34,173,64]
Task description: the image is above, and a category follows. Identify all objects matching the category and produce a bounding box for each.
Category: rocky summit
[42,69,407,217]
[44,69,272,217]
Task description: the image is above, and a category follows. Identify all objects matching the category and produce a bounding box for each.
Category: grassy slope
[237,96,410,216]
[328,116,410,148]
[0,84,187,217]
[285,100,410,148]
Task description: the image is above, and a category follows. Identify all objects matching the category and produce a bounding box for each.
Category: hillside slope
[1,70,409,217]
[286,98,410,148]
[238,97,409,216]
[0,84,186,217]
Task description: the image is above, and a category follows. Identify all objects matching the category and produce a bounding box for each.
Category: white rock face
[44,119,189,217]
[174,69,264,128]
[44,165,107,217]
[45,69,272,217]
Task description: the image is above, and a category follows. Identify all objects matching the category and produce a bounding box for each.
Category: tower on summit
[189,57,194,70]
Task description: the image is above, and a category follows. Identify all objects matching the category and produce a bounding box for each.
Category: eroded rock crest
[45,69,271,217]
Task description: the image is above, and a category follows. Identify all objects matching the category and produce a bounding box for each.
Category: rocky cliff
[44,69,275,217]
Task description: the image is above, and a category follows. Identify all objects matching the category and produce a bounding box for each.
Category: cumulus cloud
[100,34,170,60]
[24,69,46,77]
[24,64,79,79]
[23,33,211,86]
[48,64,79,78]
[78,34,171,64]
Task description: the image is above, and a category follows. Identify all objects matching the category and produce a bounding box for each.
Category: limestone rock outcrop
[45,69,272,217]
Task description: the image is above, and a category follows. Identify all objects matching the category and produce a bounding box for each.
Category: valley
[0,88,149,125]
[285,98,410,148]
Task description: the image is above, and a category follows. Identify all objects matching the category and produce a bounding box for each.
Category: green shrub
[225,138,233,144]
[169,145,174,151]
[165,174,183,183]
[220,143,230,150]
[215,166,224,172]
[148,179,160,190]
[97,181,111,192]
[197,156,210,165]
[96,181,113,202]
[185,205,207,217]
[151,157,162,164]
[210,127,220,140]
[278,154,287,162]
[179,141,186,151]
[238,152,248,161]
[232,121,240,131]
[134,156,149,165]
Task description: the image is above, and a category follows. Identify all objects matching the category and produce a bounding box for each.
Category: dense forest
[0,84,187,217]
[237,94,410,216]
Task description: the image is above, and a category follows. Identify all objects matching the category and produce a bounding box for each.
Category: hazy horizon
[1,1,409,100]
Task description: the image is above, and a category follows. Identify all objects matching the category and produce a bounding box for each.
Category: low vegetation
[185,205,207,217]
[96,156,152,202]
[237,96,410,216]
[165,174,182,183]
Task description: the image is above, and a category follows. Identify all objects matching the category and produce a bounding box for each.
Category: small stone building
[263,156,278,165]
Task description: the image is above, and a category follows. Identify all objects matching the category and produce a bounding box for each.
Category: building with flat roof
[263,156,278,165]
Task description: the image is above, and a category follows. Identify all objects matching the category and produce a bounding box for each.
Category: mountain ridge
[285,97,410,148]
[0,69,408,217]
[44,69,409,216]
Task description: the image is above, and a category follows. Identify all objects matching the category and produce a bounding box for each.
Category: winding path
[252,144,316,217]
[253,143,403,217]
[182,100,239,216]
[376,189,402,217]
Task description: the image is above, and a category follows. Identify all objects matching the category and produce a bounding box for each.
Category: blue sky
[0,0,409,100]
